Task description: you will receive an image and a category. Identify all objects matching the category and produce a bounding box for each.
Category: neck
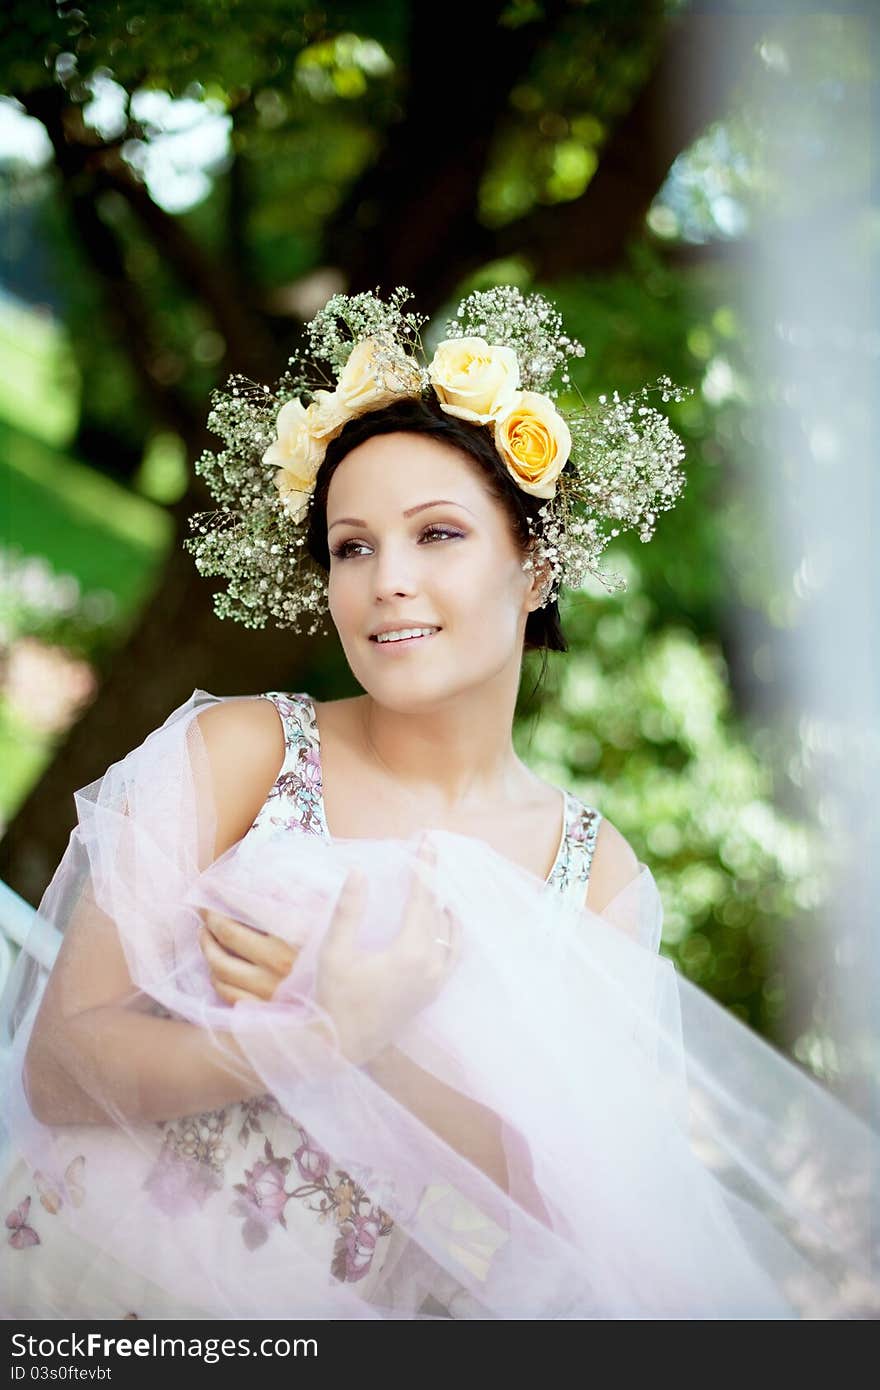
[357,666,529,813]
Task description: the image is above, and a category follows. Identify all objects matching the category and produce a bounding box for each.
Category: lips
[369,625,441,641]
[370,628,441,649]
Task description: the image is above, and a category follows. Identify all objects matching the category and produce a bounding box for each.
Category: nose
[371,539,419,603]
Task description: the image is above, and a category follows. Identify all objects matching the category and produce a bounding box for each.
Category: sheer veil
[1,690,877,1319]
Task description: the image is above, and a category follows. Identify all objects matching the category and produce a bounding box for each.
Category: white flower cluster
[296,285,429,379]
[521,376,692,606]
[184,285,692,636]
[444,286,586,396]
[185,376,330,633]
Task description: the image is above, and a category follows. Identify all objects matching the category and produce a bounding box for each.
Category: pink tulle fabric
[0,690,878,1319]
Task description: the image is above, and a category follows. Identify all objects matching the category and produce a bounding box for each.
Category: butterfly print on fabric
[34,1155,86,1214]
[6,1195,40,1249]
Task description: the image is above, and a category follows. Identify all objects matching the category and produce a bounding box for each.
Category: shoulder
[196,694,286,764]
[194,695,287,857]
[584,814,640,915]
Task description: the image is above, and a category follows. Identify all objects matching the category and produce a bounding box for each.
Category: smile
[370,627,441,650]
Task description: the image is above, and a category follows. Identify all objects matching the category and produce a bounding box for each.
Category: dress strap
[569,799,602,883]
[255,691,328,838]
[261,690,320,763]
[548,797,603,905]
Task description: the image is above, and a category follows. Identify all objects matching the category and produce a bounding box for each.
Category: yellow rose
[335,336,422,416]
[304,388,349,442]
[427,337,520,424]
[274,467,314,525]
[262,397,326,475]
[493,391,571,498]
[262,397,325,524]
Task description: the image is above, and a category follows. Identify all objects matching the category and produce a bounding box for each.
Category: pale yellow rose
[335,336,423,416]
[427,337,520,424]
[304,388,350,442]
[262,397,325,523]
[274,467,314,525]
[262,397,326,476]
[493,391,571,498]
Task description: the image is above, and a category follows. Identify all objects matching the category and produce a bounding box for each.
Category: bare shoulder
[195,696,286,857]
[196,694,285,765]
[584,815,641,915]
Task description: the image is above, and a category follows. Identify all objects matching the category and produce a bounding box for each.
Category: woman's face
[326,431,539,704]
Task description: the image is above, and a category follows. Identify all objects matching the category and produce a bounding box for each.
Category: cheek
[327,568,359,624]
[451,569,525,642]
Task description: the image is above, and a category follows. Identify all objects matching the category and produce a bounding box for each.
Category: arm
[585,816,642,934]
[583,817,653,950]
[24,996,277,1126]
[364,1044,512,1193]
[22,697,314,1127]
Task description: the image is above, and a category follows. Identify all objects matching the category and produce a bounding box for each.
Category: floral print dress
[1,691,602,1319]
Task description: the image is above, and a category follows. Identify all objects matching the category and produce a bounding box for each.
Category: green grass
[0,294,177,824]
[2,420,171,609]
[0,291,171,613]
[0,698,56,822]
[0,424,171,823]
[0,292,80,447]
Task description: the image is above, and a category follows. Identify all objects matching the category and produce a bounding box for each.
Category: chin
[361,669,455,711]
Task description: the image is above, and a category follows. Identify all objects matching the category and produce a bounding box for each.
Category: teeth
[375,627,438,643]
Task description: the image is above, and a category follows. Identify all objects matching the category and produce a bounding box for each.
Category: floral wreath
[185,285,692,635]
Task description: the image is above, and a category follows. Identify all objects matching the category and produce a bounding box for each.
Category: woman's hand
[316,836,462,1066]
[199,912,298,1004]
[198,836,461,1063]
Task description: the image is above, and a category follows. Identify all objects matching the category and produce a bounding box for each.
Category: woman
[1,288,877,1319]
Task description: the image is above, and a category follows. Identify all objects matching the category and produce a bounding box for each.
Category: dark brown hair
[304,395,567,655]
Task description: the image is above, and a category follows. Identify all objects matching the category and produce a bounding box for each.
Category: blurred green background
[0,0,869,1097]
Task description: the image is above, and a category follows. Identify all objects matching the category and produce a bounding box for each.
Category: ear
[523,541,554,613]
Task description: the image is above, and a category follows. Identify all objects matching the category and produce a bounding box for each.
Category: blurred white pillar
[736,8,879,1123]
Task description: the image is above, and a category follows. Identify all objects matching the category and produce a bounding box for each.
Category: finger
[211,963,278,1002]
[439,907,463,974]
[203,911,265,959]
[397,835,442,951]
[200,927,281,1000]
[423,906,454,971]
[203,911,298,974]
[212,979,265,1007]
[404,835,437,912]
[418,905,461,990]
[323,866,369,956]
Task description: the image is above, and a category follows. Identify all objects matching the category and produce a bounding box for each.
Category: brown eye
[330,525,463,560]
[330,538,368,560]
[421,525,462,544]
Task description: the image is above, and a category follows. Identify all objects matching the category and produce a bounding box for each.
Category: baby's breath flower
[296,285,429,378]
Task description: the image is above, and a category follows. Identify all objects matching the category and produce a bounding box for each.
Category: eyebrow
[328,500,472,533]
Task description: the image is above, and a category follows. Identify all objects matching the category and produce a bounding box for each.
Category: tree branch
[321,0,573,311]
[17,86,202,446]
[491,10,759,280]
[318,5,757,306]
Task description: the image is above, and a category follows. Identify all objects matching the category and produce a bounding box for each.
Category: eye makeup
[329,524,465,560]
